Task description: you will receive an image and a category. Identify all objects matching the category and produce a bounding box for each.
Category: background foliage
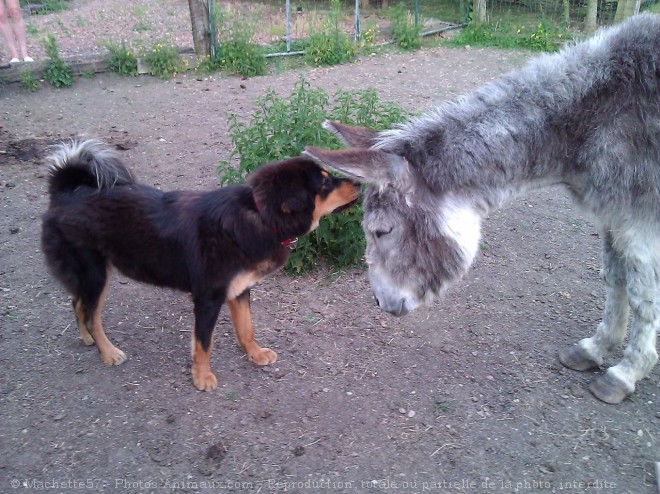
[220,76,410,273]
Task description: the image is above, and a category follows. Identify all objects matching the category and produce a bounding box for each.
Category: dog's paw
[248,347,278,366]
[100,346,127,366]
[80,332,95,346]
[192,366,218,391]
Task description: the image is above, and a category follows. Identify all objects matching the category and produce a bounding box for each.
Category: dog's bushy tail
[46,139,135,199]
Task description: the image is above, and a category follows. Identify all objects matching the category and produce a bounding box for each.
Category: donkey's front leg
[560,231,629,371]
[590,255,659,404]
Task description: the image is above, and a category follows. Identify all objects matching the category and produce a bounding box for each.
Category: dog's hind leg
[73,297,95,346]
[86,274,127,366]
[227,290,278,366]
[560,231,629,371]
[589,249,659,404]
[191,295,223,391]
[75,261,127,366]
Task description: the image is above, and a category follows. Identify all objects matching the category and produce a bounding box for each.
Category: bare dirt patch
[1,4,658,494]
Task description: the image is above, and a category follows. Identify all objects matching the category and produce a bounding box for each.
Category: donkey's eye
[375,227,393,239]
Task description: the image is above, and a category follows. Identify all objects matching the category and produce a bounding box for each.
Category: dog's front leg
[227,290,277,366]
[191,296,223,391]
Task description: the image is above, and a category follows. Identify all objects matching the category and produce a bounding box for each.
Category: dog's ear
[322,120,379,148]
[281,192,310,214]
[303,146,414,193]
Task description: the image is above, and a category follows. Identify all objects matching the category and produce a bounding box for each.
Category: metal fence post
[286,0,291,52]
[354,0,361,41]
[208,0,216,58]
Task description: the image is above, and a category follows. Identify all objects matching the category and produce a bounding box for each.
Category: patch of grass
[43,34,73,88]
[453,21,565,52]
[25,0,69,14]
[221,76,409,273]
[142,40,182,79]
[26,23,39,35]
[20,70,40,92]
[81,69,94,79]
[105,40,139,77]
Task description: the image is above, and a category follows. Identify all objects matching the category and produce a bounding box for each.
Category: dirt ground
[1,12,659,494]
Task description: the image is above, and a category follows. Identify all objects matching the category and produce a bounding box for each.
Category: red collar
[253,194,298,247]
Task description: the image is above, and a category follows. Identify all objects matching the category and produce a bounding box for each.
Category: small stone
[293,445,305,456]
[398,408,406,414]
[407,410,416,418]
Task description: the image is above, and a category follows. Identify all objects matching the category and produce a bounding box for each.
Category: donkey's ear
[322,120,379,148]
[303,146,413,191]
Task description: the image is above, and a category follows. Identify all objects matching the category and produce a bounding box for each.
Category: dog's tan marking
[226,261,278,301]
[191,333,218,391]
[227,296,277,365]
[227,272,263,301]
[310,181,360,231]
[85,281,127,366]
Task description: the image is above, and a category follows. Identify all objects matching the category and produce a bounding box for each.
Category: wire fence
[215,0,659,57]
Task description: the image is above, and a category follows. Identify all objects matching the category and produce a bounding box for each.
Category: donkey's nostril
[373,294,380,307]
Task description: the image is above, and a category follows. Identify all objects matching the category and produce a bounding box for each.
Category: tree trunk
[473,0,486,23]
[188,0,211,57]
[613,0,638,23]
[584,0,598,31]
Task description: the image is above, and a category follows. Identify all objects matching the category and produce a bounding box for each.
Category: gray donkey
[304,13,660,404]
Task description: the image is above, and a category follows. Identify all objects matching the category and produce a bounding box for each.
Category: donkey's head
[304,121,482,316]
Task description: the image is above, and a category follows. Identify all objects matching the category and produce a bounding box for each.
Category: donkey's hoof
[589,374,631,404]
[559,345,600,371]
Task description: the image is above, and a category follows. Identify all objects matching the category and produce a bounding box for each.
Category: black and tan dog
[41,139,359,391]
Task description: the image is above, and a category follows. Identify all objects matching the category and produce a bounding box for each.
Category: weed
[213,16,266,77]
[20,70,40,92]
[220,76,409,273]
[432,398,454,415]
[82,69,94,79]
[389,3,422,51]
[43,35,73,88]
[304,0,356,66]
[142,40,182,79]
[105,40,139,77]
[26,23,38,35]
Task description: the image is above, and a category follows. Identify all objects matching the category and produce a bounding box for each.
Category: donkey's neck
[376,45,608,214]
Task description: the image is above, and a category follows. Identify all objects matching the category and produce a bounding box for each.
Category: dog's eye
[374,227,393,239]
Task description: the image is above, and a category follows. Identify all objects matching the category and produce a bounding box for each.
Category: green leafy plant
[389,3,422,51]
[43,34,73,88]
[20,70,40,92]
[81,69,94,79]
[213,16,266,77]
[105,40,138,76]
[220,76,409,273]
[304,0,356,66]
[142,40,182,79]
